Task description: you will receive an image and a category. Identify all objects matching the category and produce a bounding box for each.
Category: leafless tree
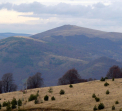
[0,81,2,93]
[58,68,83,85]
[27,72,43,89]
[2,73,17,93]
[106,65,122,78]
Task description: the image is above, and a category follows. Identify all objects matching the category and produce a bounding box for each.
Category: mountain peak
[31,24,106,39]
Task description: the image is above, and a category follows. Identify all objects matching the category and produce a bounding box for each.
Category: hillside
[0,33,31,39]
[80,57,122,79]
[0,36,87,86]
[1,25,122,86]
[0,79,122,111]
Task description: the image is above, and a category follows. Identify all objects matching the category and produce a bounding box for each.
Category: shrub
[112,105,115,110]
[106,90,110,94]
[6,103,11,111]
[44,95,49,101]
[98,103,104,110]
[3,101,8,107]
[69,84,73,88]
[48,87,53,93]
[93,105,97,111]
[28,94,37,101]
[112,78,114,81]
[95,97,100,102]
[100,77,105,81]
[119,108,122,111]
[92,93,96,98]
[11,103,16,109]
[104,82,109,86]
[11,98,17,105]
[35,99,39,104]
[60,89,65,95]
[0,103,1,109]
[115,101,119,104]
[18,99,22,106]
[51,96,55,101]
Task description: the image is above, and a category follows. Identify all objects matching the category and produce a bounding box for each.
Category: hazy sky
[0,0,122,34]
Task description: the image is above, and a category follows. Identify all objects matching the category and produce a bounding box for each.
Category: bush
[115,101,119,104]
[3,101,8,107]
[51,96,55,101]
[98,103,104,110]
[35,99,39,104]
[44,95,49,101]
[95,97,100,102]
[92,93,96,98]
[112,105,115,110]
[93,105,97,111]
[18,99,22,106]
[69,84,73,88]
[11,98,17,105]
[11,104,16,109]
[112,78,114,81]
[0,103,1,109]
[100,77,105,81]
[104,82,109,86]
[106,90,110,94]
[119,108,122,111]
[60,89,65,95]
[6,103,11,111]
[48,87,53,93]
[28,94,37,101]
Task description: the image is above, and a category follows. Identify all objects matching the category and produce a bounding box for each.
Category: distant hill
[1,25,122,86]
[31,25,122,41]
[80,57,122,79]
[0,33,31,39]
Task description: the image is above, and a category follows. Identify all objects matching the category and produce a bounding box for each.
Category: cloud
[0,1,122,33]
[0,9,39,24]
[0,1,122,20]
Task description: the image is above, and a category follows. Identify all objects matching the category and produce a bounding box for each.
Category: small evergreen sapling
[112,105,115,110]
[60,89,65,95]
[115,101,119,104]
[104,82,109,86]
[93,105,97,111]
[98,103,104,110]
[69,84,73,88]
[51,96,55,101]
[92,93,96,98]
[95,97,100,102]
[44,95,49,101]
[106,90,110,94]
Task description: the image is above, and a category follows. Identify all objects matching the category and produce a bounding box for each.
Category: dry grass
[0,79,122,111]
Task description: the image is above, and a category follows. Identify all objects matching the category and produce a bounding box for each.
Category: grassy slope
[0,79,122,111]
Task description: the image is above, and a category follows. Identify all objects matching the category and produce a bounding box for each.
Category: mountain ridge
[31,25,122,41]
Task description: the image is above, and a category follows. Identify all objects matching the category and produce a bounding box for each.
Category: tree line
[0,65,122,93]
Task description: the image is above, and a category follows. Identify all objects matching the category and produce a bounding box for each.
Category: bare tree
[27,72,43,89]
[58,68,83,85]
[0,81,2,93]
[106,65,122,78]
[2,73,17,93]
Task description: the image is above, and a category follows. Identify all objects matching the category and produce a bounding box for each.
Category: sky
[0,0,122,34]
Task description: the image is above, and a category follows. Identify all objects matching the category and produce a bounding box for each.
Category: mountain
[31,25,122,41]
[1,25,122,86]
[0,33,31,39]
